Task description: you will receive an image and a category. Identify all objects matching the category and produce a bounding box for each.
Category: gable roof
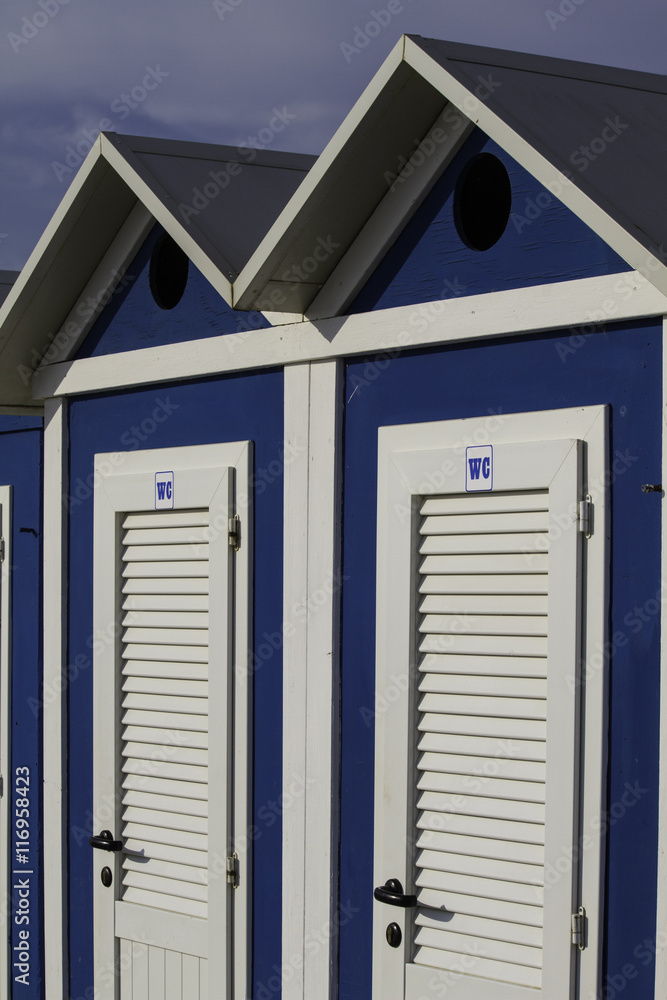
[412,36,667,284]
[234,35,667,315]
[0,136,314,410]
[2,34,667,410]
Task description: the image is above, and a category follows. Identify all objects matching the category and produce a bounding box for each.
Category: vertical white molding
[43,397,68,1000]
[656,317,667,999]
[282,364,310,1000]
[0,484,12,999]
[283,361,342,999]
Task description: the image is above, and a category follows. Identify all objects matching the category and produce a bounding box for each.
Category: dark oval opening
[454,153,512,252]
[149,233,189,310]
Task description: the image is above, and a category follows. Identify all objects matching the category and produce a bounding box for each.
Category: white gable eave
[232,34,667,322]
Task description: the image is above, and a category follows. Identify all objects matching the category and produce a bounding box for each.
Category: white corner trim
[0,483,11,1000]
[32,271,667,401]
[306,109,474,320]
[404,37,667,299]
[43,397,68,1000]
[36,203,154,368]
[656,317,667,999]
[283,361,342,999]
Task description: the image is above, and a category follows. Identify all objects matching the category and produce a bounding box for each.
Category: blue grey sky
[1,0,665,271]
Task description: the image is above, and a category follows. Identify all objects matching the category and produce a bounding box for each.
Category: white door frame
[0,485,11,998]
[372,405,608,1000]
[91,441,252,999]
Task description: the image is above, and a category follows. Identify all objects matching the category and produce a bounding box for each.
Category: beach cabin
[1,34,666,1000]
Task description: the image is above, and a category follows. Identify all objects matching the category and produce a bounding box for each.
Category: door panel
[372,412,607,1000]
[92,444,251,1000]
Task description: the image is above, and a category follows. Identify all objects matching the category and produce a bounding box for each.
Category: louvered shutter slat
[418,809,545,845]
[419,673,547,698]
[123,855,208,884]
[413,947,542,990]
[123,789,208,816]
[122,659,208,680]
[123,837,206,868]
[119,509,210,917]
[412,490,549,990]
[122,726,208,749]
[415,908,543,948]
[416,829,544,866]
[421,652,547,678]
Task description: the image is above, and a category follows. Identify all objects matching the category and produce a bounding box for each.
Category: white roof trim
[99,134,234,304]
[402,37,667,296]
[232,36,408,309]
[31,271,667,401]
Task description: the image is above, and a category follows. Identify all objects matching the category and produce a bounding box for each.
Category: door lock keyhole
[386,922,402,948]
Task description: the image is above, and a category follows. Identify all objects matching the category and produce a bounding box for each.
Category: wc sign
[155,471,174,509]
[466,446,493,492]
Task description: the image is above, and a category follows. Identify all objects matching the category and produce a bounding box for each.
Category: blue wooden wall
[66,373,284,1000]
[76,224,270,359]
[0,418,44,1000]
[350,128,630,313]
[339,319,662,1000]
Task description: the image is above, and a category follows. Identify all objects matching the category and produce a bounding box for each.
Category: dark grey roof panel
[107,134,316,277]
[411,36,667,264]
[0,271,19,308]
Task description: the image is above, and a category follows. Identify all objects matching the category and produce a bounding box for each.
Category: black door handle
[374,878,417,908]
[89,830,122,852]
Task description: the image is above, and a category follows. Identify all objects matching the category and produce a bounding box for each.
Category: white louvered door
[411,489,550,995]
[372,416,606,1000]
[92,444,251,1000]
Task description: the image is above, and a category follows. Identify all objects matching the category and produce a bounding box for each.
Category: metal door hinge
[226,853,239,888]
[228,516,240,551]
[0,774,3,798]
[0,538,5,562]
[578,498,593,537]
[571,906,586,950]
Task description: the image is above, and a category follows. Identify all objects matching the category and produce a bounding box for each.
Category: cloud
[1,0,667,269]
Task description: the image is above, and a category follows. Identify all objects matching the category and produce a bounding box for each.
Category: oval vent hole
[149,233,189,310]
[454,153,512,252]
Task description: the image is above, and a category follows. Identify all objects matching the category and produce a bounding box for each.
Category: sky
[1,0,666,272]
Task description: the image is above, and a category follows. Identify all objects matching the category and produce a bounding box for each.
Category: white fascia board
[0,137,107,352]
[32,271,667,400]
[232,37,407,309]
[306,110,474,321]
[99,134,234,305]
[404,36,667,297]
[35,202,154,368]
